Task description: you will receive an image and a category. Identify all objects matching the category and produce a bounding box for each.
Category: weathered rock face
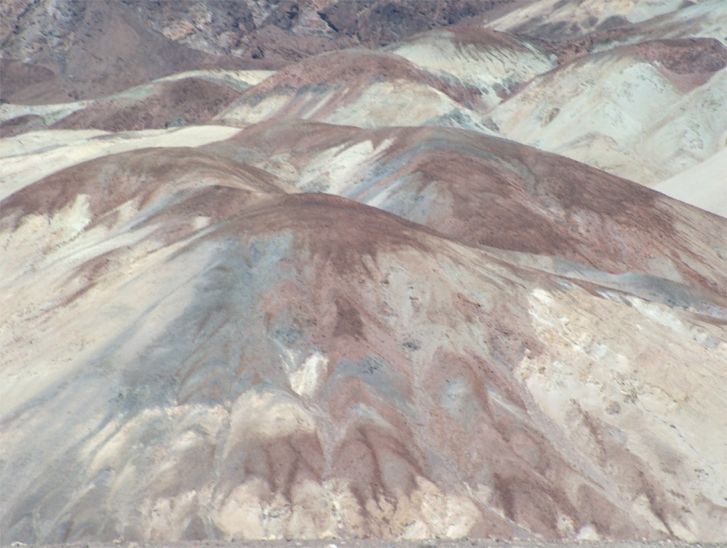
[314,0,517,46]
[1,0,727,545]
[0,0,224,104]
[0,0,524,103]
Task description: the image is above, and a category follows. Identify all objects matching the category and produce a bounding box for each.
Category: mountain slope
[487,0,692,42]
[216,49,491,131]
[488,39,727,184]
[2,126,727,542]
[386,26,555,111]
[0,0,527,103]
[2,0,727,544]
[205,122,727,293]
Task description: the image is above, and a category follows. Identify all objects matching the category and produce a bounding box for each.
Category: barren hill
[1,0,726,545]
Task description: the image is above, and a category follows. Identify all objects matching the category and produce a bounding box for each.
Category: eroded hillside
[1,0,726,544]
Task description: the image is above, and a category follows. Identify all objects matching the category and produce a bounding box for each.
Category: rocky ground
[1,0,726,545]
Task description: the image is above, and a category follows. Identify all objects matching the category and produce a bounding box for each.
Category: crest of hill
[0,147,286,234]
[217,49,491,130]
[230,49,477,104]
[386,25,556,110]
[205,121,727,301]
[50,77,242,132]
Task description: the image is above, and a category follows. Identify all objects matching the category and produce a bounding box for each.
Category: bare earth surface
[1,0,726,546]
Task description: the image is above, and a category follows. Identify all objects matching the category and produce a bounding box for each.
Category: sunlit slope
[2,144,727,541]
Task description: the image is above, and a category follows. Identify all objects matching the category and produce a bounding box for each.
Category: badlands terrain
[1,0,727,545]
